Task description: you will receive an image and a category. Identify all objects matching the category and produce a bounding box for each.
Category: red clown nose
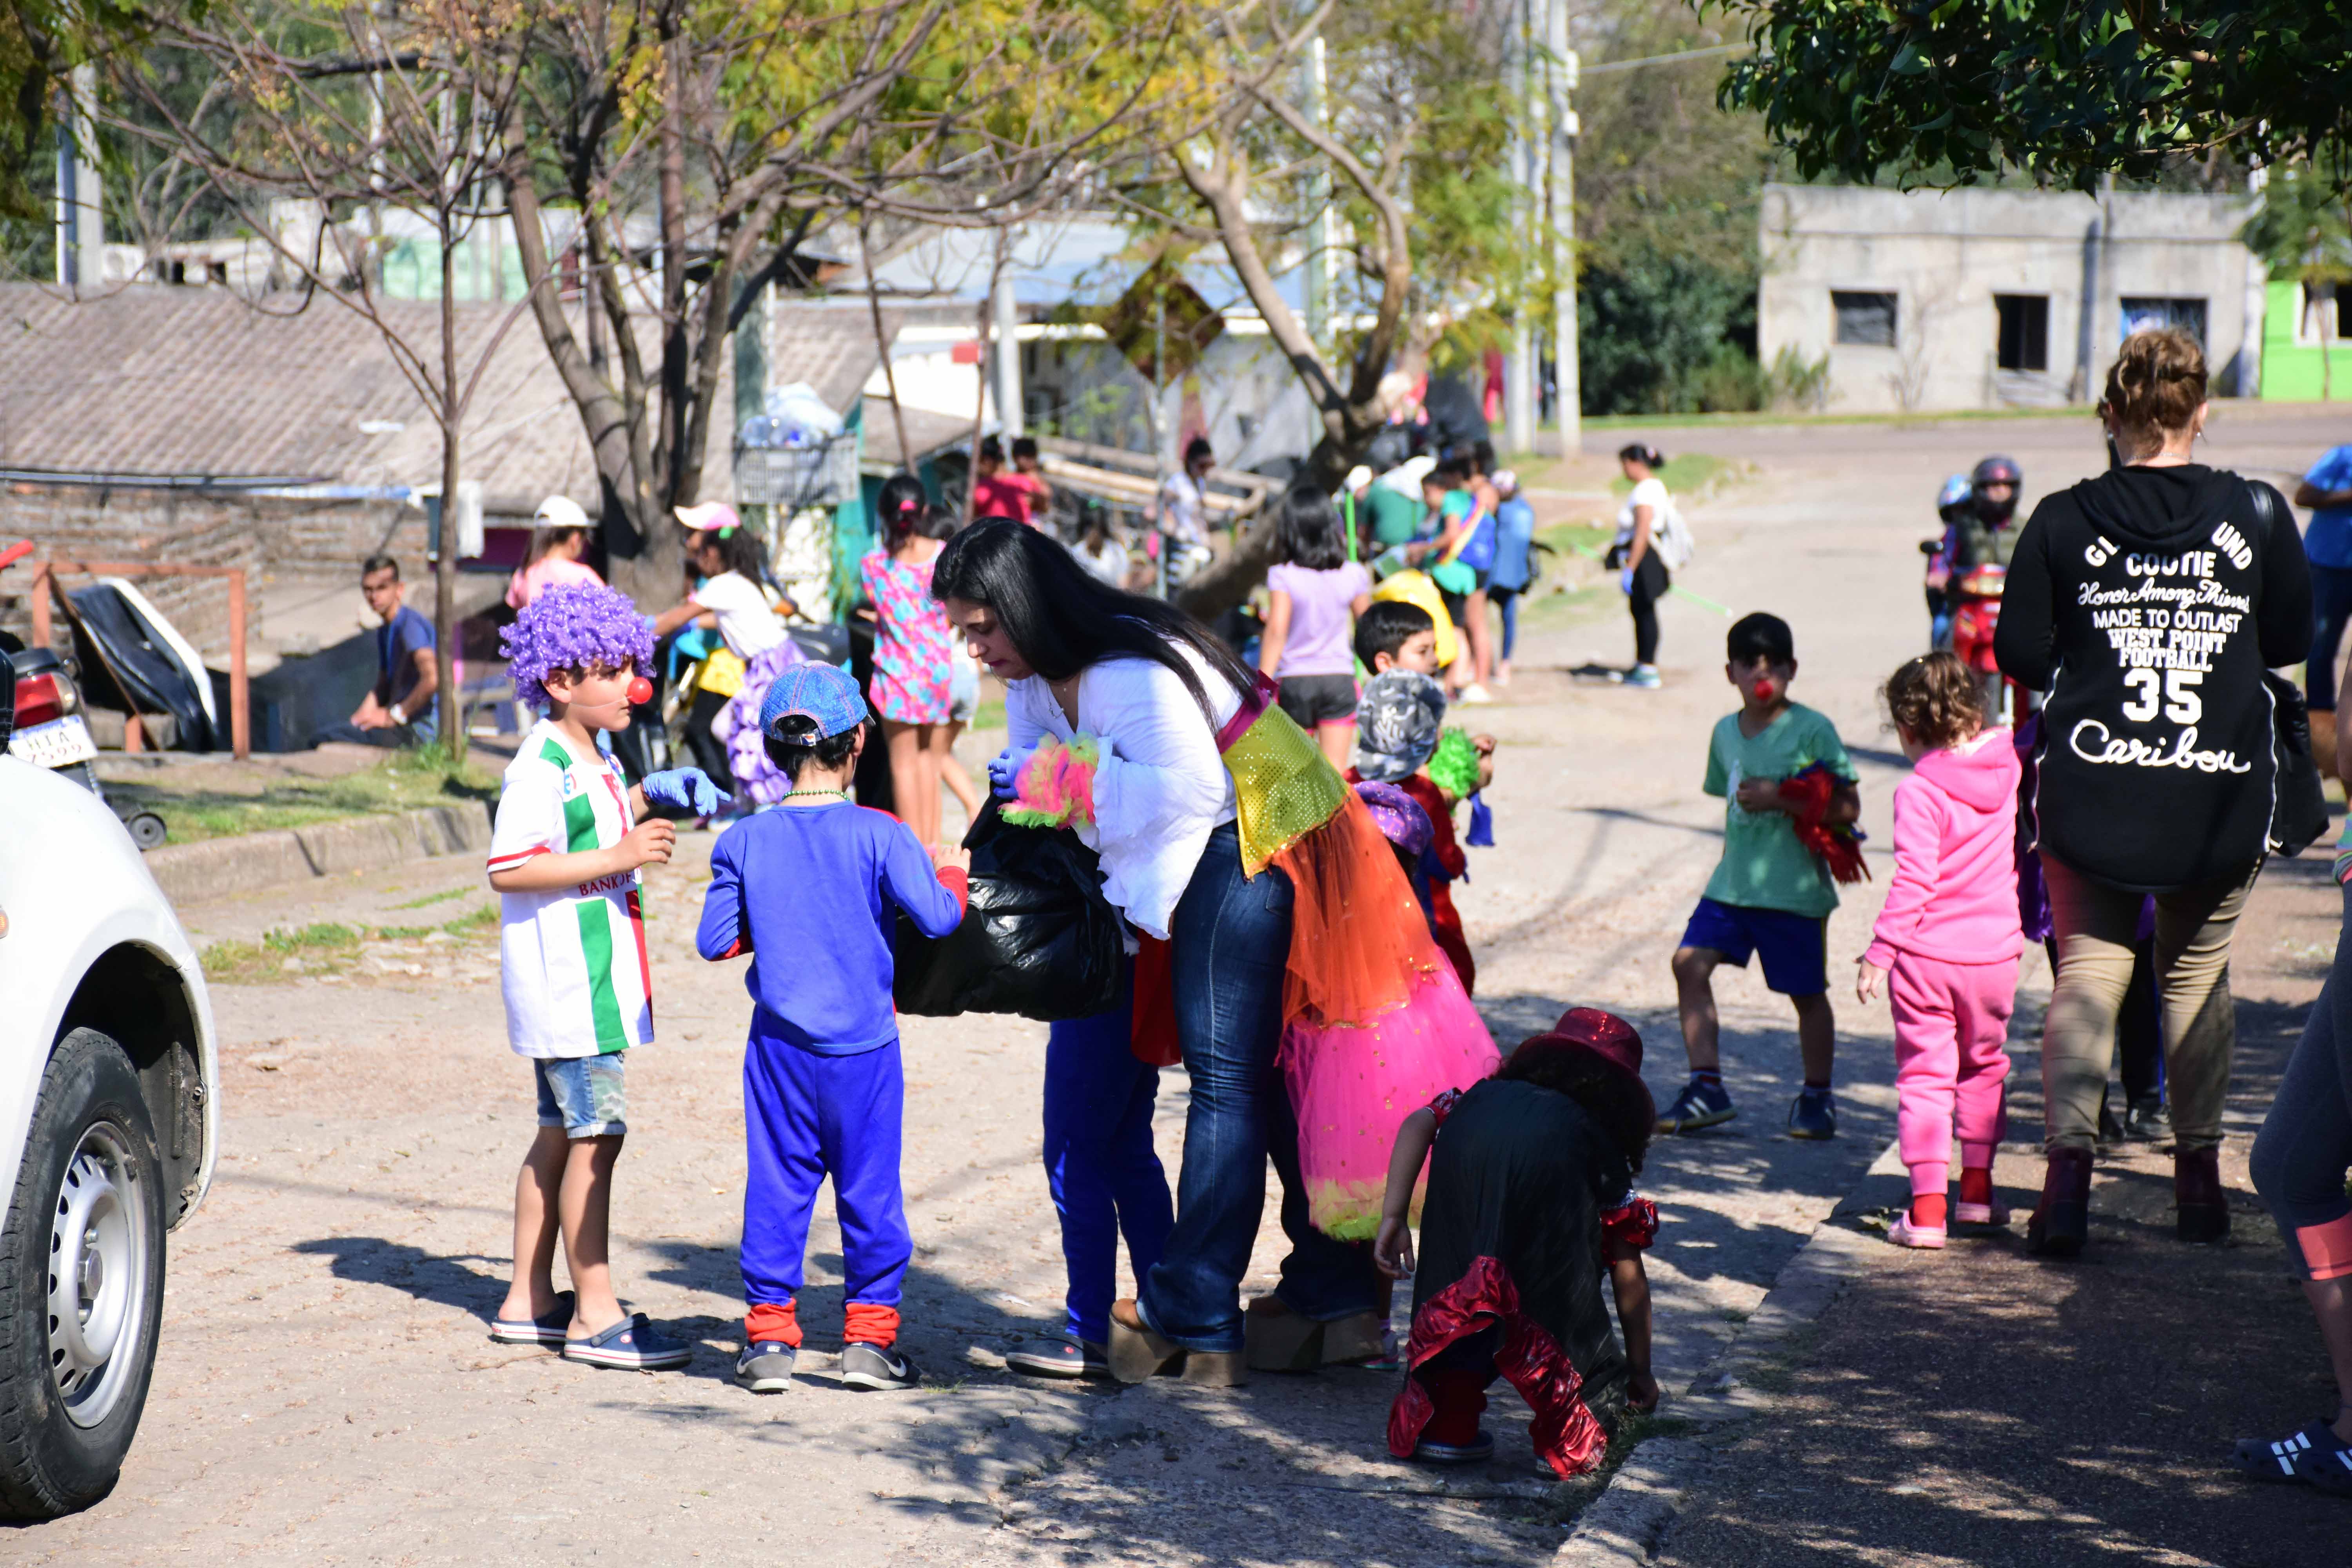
[1753,678,1777,703]
[626,676,654,706]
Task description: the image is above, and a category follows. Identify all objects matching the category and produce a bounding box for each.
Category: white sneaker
[1459,683,1496,705]
[1625,665,1662,690]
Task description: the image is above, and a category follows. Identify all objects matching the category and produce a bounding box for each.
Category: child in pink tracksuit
[1855,652,2024,1249]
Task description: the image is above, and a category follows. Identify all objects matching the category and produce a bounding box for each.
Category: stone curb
[1551,1136,1906,1565]
[143,802,494,907]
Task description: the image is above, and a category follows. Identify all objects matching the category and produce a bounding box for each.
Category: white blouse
[1004,648,1240,941]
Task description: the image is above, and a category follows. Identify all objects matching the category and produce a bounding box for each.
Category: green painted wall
[2261,279,2352,401]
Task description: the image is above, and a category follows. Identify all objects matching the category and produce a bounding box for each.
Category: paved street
[17,403,2350,1565]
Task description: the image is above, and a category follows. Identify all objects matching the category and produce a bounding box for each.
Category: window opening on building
[1994,294,2049,372]
[2120,296,2207,344]
[1832,290,1898,347]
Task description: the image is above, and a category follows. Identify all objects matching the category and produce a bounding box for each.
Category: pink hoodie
[1865,726,2025,968]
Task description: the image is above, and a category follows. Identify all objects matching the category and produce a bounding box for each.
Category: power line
[1579,40,1750,77]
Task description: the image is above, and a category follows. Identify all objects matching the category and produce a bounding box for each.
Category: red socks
[1959,1167,1994,1209]
[745,1301,803,1348]
[1910,1192,1949,1228]
[744,1300,902,1348]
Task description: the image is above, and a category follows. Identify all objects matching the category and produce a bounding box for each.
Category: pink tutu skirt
[1281,962,1499,1240]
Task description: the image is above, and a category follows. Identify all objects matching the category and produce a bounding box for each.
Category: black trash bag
[895,797,1125,1021]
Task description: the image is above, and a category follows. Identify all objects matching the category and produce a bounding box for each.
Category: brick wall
[0,483,426,652]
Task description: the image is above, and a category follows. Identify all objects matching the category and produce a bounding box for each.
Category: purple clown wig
[500,583,653,708]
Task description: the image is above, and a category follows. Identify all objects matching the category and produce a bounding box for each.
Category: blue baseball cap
[759,662,869,742]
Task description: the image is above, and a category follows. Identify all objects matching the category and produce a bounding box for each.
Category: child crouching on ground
[1377,1009,1660,1476]
[1856,652,2023,1247]
[695,664,971,1393]
[486,584,730,1370]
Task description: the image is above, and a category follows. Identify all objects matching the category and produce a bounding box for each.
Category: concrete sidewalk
[1652,854,2350,1568]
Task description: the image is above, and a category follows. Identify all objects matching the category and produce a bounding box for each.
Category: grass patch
[1578,403,2102,432]
[965,697,1006,733]
[106,744,499,846]
[390,887,468,911]
[201,904,495,984]
[1608,453,1730,498]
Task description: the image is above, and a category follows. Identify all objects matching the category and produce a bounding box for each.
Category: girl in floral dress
[860,476,956,847]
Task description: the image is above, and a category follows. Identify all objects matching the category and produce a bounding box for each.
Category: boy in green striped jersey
[485,584,729,1371]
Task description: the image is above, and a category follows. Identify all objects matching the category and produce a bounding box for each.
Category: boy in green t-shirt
[1659,613,1861,1141]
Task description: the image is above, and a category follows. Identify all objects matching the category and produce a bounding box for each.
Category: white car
[0,710,218,1516]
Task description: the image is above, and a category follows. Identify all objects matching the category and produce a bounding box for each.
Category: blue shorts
[1679,898,1828,997]
[534,1054,628,1139]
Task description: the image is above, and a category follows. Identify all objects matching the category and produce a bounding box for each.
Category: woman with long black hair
[935,521,1390,1386]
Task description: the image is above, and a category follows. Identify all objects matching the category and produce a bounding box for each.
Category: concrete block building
[1757,183,2264,413]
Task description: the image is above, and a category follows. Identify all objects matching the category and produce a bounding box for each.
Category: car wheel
[0,1028,167,1520]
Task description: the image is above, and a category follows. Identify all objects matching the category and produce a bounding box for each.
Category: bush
[1578,245,1760,416]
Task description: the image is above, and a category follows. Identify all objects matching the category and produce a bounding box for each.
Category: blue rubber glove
[987,744,1036,799]
[642,768,731,818]
[1618,567,1634,596]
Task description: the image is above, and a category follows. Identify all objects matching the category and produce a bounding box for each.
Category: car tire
[0,1027,167,1520]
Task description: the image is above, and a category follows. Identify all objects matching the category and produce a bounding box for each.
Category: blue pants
[1137,822,1385,1352]
[1490,585,1523,662]
[2309,562,2352,711]
[740,1033,909,1311]
[1044,973,1174,1346]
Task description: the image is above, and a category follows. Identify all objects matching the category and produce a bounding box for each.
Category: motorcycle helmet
[1969,455,2022,527]
[1936,473,1974,524]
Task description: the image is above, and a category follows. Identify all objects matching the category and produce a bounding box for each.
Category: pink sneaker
[1953,1200,2011,1227]
[1887,1214,1947,1249]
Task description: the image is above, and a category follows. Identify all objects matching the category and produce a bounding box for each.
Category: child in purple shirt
[695,664,969,1396]
[1258,484,1373,767]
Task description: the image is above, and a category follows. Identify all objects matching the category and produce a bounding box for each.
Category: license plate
[9,715,98,769]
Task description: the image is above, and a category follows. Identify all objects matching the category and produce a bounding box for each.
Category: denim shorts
[534,1053,628,1138]
[1680,897,1829,997]
[949,653,980,724]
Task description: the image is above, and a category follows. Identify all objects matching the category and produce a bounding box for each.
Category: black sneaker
[2096,1095,2125,1147]
[1409,1430,1496,1464]
[1655,1078,1735,1134]
[840,1340,920,1391]
[735,1341,797,1393]
[1004,1334,1109,1379]
[2123,1096,2170,1142]
[1787,1089,1838,1140]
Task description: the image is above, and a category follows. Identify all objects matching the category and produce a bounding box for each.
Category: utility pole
[1502,1,1536,455]
[1301,36,1332,350]
[55,64,102,296]
[993,240,1024,436]
[1544,0,1580,455]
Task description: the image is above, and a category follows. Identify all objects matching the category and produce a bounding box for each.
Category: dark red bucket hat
[1512,1007,1653,1129]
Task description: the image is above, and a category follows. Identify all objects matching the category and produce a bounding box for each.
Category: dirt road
[18,403,2345,1566]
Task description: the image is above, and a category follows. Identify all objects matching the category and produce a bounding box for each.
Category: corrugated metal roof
[0,283,893,512]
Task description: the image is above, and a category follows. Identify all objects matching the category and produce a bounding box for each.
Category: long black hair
[930,519,1255,717]
[1274,482,1347,572]
[1497,1045,1652,1174]
[877,472,928,549]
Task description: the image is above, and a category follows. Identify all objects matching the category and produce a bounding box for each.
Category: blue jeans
[1490,585,1523,662]
[1136,823,1385,1352]
[2310,561,2352,711]
[1044,969,1173,1346]
[740,1033,909,1312]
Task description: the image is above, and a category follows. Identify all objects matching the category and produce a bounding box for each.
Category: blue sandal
[488,1291,575,1347]
[563,1312,692,1371]
[2231,1416,2351,1485]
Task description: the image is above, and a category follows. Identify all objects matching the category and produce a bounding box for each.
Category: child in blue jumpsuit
[695,663,969,1393]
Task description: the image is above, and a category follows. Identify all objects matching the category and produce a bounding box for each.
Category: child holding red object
[694,663,971,1394]
[1377,1009,1659,1476]
[1854,652,2023,1247]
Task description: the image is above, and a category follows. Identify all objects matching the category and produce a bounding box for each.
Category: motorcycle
[1947,559,2030,726]
[0,541,169,848]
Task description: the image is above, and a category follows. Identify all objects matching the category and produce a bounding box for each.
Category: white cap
[1491,468,1518,495]
[1343,465,1373,494]
[534,495,590,531]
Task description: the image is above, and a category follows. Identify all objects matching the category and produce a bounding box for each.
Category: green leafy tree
[1705,0,2352,193]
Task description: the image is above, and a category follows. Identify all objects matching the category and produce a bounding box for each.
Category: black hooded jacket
[1994,463,2310,891]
